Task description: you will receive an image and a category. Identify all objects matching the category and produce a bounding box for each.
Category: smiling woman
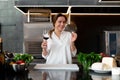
[41,13,77,64]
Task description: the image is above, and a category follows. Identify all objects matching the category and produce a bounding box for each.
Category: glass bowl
[12,63,27,72]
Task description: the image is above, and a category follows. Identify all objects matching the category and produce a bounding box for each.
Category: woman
[41,13,77,64]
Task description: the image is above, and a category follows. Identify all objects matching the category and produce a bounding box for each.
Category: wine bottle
[0,38,2,53]
[0,38,4,70]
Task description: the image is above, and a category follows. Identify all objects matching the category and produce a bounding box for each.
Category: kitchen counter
[0,64,117,80]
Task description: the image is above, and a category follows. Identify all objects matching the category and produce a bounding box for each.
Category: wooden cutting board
[34,64,79,71]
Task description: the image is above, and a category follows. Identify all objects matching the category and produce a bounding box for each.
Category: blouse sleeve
[42,53,48,59]
[71,48,77,57]
[42,47,51,59]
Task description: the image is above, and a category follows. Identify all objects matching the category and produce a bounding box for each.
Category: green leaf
[13,53,34,64]
[77,52,102,70]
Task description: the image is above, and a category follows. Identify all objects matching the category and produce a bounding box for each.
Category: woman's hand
[70,32,77,53]
[41,40,48,56]
[41,40,47,50]
[71,32,77,42]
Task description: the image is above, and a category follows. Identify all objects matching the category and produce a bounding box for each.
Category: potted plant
[77,52,102,71]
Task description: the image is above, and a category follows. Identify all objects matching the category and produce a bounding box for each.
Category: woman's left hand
[71,32,77,42]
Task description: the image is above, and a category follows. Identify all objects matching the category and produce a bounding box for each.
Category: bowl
[12,63,27,72]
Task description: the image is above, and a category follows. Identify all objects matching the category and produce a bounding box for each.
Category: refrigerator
[105,31,120,56]
[23,22,53,57]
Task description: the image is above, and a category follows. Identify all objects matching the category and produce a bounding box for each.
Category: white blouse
[42,31,77,64]
[43,71,72,80]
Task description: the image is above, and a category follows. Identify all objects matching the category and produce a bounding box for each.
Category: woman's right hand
[41,40,47,50]
[41,40,48,56]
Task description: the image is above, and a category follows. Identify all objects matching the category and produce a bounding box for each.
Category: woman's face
[54,16,67,32]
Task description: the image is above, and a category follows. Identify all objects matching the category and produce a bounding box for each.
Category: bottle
[0,38,4,70]
[0,38,2,52]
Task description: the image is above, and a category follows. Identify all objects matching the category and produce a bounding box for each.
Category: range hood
[14,0,120,15]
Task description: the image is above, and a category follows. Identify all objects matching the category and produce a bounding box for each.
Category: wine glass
[43,28,49,40]
[65,22,77,33]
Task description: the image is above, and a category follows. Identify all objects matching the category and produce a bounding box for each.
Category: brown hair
[49,13,67,38]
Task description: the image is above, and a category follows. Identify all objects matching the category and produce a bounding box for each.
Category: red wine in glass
[43,28,49,40]
[43,36,49,40]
